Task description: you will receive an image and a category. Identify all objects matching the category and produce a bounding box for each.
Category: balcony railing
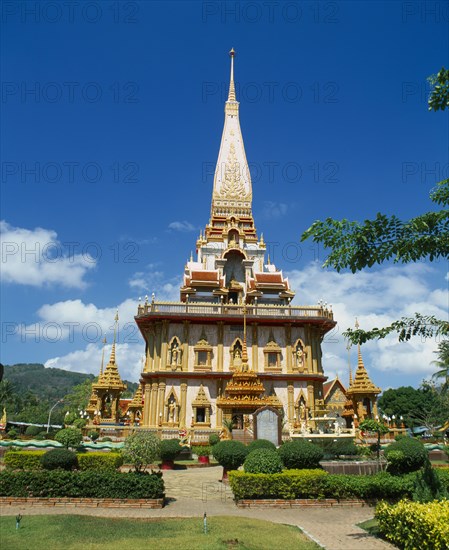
[136,301,334,320]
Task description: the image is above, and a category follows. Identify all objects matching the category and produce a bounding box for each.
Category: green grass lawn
[0,515,320,550]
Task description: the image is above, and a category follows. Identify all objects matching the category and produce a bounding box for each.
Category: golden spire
[228,48,236,102]
[346,340,353,387]
[100,336,107,376]
[109,310,119,365]
[347,318,381,395]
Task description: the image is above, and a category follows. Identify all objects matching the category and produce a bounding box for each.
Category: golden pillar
[285,324,292,373]
[305,326,313,373]
[307,383,315,417]
[142,384,151,427]
[182,321,189,372]
[217,322,224,371]
[157,381,166,426]
[252,324,258,371]
[146,326,154,372]
[287,383,294,423]
[154,323,162,371]
[160,321,169,370]
[150,381,158,426]
[311,331,318,374]
[180,380,187,427]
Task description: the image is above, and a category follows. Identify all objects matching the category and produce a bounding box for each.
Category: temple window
[191,384,212,427]
[194,330,213,371]
[263,332,282,372]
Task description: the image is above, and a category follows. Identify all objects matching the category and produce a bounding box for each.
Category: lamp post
[47,399,64,433]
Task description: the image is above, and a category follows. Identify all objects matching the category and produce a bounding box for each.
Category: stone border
[0,497,164,509]
[236,498,376,508]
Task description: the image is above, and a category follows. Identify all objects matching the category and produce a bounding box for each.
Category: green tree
[54,428,83,449]
[378,386,442,428]
[408,382,449,432]
[432,340,449,392]
[359,419,389,461]
[123,431,161,472]
[301,68,449,345]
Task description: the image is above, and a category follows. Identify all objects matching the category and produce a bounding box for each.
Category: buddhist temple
[134,50,336,441]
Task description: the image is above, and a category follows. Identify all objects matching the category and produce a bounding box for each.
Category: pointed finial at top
[228,48,236,102]
[110,310,119,364]
[100,336,107,376]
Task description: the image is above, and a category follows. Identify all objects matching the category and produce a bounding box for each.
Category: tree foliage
[54,428,83,449]
[123,431,161,472]
[300,70,449,346]
[432,340,449,392]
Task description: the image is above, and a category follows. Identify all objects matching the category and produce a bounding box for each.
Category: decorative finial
[110,310,119,364]
[228,48,236,102]
[190,250,193,262]
[100,336,107,375]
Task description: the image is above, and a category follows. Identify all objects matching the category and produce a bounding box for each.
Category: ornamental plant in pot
[193,445,211,464]
[160,439,182,470]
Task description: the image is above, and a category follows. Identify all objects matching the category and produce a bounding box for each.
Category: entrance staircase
[231,429,254,445]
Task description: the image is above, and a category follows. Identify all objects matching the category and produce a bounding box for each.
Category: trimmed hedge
[247,439,276,452]
[229,469,328,500]
[376,499,449,550]
[228,470,449,501]
[385,437,428,474]
[4,450,45,470]
[244,449,283,474]
[41,449,78,471]
[0,470,165,499]
[160,439,182,461]
[212,440,248,470]
[278,439,323,469]
[77,452,123,472]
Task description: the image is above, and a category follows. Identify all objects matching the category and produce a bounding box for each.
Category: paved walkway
[0,466,393,550]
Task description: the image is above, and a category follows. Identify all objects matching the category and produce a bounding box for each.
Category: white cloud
[260,201,288,220]
[128,266,181,300]
[168,221,196,232]
[287,262,448,384]
[0,220,95,288]
[45,341,143,382]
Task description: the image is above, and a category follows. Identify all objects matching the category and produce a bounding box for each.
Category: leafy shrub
[77,452,123,472]
[4,450,45,470]
[209,433,220,446]
[6,428,18,439]
[88,431,99,441]
[319,440,358,459]
[41,449,78,471]
[101,437,112,442]
[229,470,422,501]
[247,439,276,452]
[192,445,211,457]
[244,449,283,474]
[55,428,83,449]
[160,439,182,461]
[212,440,248,470]
[277,439,323,469]
[0,470,165,499]
[385,437,428,474]
[25,425,42,437]
[73,418,87,429]
[413,461,449,502]
[123,431,161,472]
[229,469,328,500]
[376,499,449,550]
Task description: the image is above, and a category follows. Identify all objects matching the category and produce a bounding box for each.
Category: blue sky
[1,1,448,390]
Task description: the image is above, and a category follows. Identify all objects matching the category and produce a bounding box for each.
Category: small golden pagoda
[127,384,143,426]
[86,312,127,424]
[346,321,381,427]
